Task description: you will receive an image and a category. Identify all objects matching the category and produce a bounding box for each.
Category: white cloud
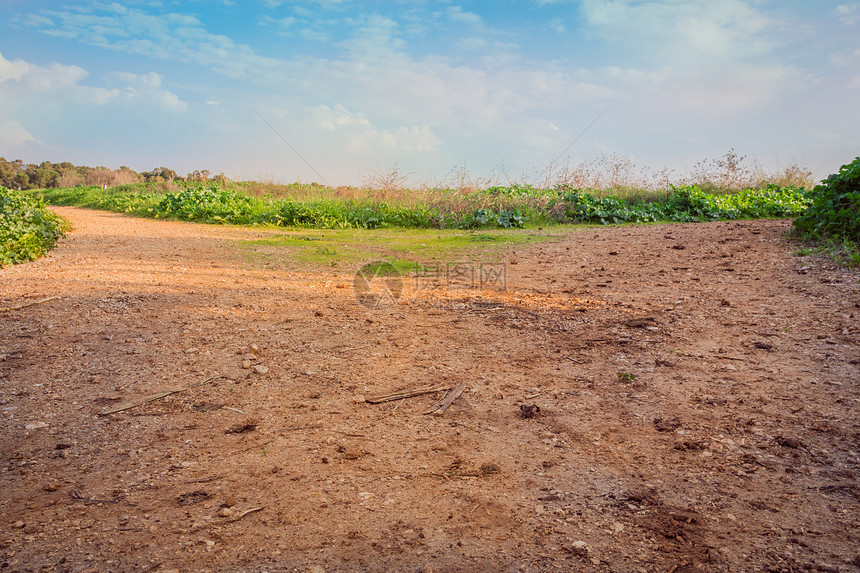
[836,3,860,25]
[579,0,774,64]
[0,52,88,90]
[0,52,186,112]
[0,120,41,147]
[339,14,404,58]
[347,124,440,154]
[32,7,286,80]
[448,6,482,26]
[109,72,188,112]
[313,104,371,130]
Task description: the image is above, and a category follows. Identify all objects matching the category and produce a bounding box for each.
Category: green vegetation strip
[792,157,860,267]
[1,186,68,267]
[30,182,811,231]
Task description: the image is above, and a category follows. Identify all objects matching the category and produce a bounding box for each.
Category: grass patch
[241,227,559,271]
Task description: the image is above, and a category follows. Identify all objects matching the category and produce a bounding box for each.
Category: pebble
[218,508,235,518]
[570,540,589,556]
[24,422,49,430]
[252,364,269,375]
[241,360,252,369]
[12,520,25,529]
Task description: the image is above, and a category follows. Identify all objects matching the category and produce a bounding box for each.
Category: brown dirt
[1,207,859,573]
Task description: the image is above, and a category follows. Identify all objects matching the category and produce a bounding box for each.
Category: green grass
[1,186,69,267]
[240,226,560,271]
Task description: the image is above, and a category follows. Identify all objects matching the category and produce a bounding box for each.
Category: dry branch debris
[0,296,58,312]
[365,384,452,404]
[98,375,229,416]
[423,382,467,415]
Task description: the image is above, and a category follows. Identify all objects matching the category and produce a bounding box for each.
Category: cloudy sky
[1,1,858,186]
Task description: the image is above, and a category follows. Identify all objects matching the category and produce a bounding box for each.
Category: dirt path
[1,207,858,573]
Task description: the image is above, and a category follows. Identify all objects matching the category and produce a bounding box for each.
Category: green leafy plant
[29,179,812,231]
[794,157,860,242]
[1,186,68,266]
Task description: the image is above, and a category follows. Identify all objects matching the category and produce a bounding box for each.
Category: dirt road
[1,207,858,572]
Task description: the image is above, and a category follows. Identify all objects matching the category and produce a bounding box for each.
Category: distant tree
[142,166,178,183]
[0,158,15,188]
[33,167,60,189]
[13,172,30,190]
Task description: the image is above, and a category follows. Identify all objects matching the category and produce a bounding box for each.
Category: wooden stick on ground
[230,507,264,522]
[365,384,451,404]
[423,382,467,415]
[98,375,229,416]
[0,296,58,312]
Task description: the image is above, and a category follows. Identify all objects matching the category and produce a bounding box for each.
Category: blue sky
[1,1,858,186]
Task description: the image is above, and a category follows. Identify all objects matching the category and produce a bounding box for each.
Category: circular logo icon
[353,261,403,310]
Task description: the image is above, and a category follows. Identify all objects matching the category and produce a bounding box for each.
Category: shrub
[794,157,860,242]
[0,186,68,266]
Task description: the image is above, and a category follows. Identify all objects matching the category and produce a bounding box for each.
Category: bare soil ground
[1,207,859,573]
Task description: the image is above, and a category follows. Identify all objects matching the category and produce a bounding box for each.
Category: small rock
[24,422,48,431]
[249,343,260,354]
[218,507,235,518]
[520,404,540,419]
[12,520,25,529]
[241,360,252,369]
[776,436,802,449]
[306,566,326,573]
[242,353,257,361]
[653,416,682,432]
[42,482,59,492]
[568,540,588,556]
[252,364,269,375]
[224,422,257,434]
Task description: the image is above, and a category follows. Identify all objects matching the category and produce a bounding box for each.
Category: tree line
[0,158,227,190]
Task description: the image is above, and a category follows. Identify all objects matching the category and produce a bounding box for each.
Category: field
[1,205,858,572]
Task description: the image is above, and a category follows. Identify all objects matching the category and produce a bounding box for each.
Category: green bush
[794,157,860,242]
[156,185,255,223]
[1,186,68,266]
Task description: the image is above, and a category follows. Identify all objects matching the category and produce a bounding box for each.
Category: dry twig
[98,375,229,416]
[0,296,58,312]
[423,382,467,415]
[366,384,451,404]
